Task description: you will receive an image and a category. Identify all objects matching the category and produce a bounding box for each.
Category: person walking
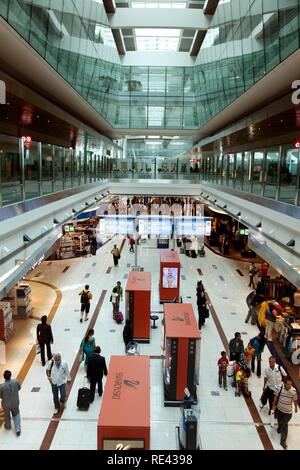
[110,287,119,319]
[0,370,21,436]
[217,351,229,391]
[86,346,108,402]
[249,263,257,289]
[36,315,53,366]
[129,237,135,253]
[265,304,279,342]
[111,244,120,266]
[272,379,298,449]
[123,319,133,350]
[249,332,266,378]
[229,332,245,362]
[90,236,97,256]
[46,353,71,414]
[79,285,93,323]
[197,282,207,328]
[116,281,123,303]
[261,356,287,415]
[79,329,96,369]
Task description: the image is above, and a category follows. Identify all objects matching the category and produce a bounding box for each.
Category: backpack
[81,291,89,304]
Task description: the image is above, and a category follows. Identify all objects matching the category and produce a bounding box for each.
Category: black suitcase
[77,387,90,410]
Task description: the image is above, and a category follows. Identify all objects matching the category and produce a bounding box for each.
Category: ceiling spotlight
[85,202,89,206]
[200,192,203,196]
[214,199,217,203]
[72,209,76,213]
[53,218,60,224]
[286,239,295,247]
[94,197,98,201]
[23,234,31,242]
[255,222,262,228]
[236,211,241,217]
[101,194,104,197]
[107,190,110,194]
[223,204,227,209]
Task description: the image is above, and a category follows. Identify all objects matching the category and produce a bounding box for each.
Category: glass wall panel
[0,134,22,206]
[242,151,251,192]
[24,141,39,199]
[216,154,223,185]
[263,149,279,199]
[279,145,298,204]
[54,146,64,192]
[251,151,264,195]
[65,149,73,188]
[235,152,243,190]
[42,144,53,195]
[228,153,235,188]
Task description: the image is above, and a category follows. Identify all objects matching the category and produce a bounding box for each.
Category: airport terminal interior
[1,0,300,452]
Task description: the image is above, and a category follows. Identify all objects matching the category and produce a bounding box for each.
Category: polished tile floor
[0,237,299,450]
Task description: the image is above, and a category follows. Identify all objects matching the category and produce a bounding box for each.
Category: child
[244,343,255,370]
[217,351,229,391]
[236,367,251,397]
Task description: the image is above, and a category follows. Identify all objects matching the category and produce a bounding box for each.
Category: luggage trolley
[177,397,200,450]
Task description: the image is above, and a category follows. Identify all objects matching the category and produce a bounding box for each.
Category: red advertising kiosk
[163,303,200,406]
[159,250,180,303]
[126,272,151,343]
[97,356,150,450]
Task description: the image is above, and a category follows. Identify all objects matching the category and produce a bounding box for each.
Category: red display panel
[159,250,180,302]
[97,356,150,450]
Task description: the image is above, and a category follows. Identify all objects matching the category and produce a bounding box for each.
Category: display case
[159,250,180,303]
[163,303,200,406]
[126,272,151,343]
[97,356,150,450]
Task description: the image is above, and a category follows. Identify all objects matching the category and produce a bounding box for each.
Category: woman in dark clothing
[36,315,53,366]
[197,286,207,328]
[249,332,266,377]
[123,320,133,351]
[90,236,97,256]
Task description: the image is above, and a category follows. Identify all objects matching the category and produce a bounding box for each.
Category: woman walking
[110,287,119,319]
[111,245,121,266]
[80,329,96,369]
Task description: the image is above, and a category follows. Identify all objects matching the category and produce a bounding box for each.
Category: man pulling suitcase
[86,346,108,403]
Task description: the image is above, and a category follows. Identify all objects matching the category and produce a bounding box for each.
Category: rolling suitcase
[115,311,124,324]
[77,379,90,410]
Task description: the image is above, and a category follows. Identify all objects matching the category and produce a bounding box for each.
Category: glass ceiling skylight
[135,28,181,51]
[132,2,186,8]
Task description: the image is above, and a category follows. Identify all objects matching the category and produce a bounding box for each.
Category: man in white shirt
[46,353,71,414]
[261,356,287,415]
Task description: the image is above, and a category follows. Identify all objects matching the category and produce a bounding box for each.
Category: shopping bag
[35,342,41,355]
[260,389,268,406]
